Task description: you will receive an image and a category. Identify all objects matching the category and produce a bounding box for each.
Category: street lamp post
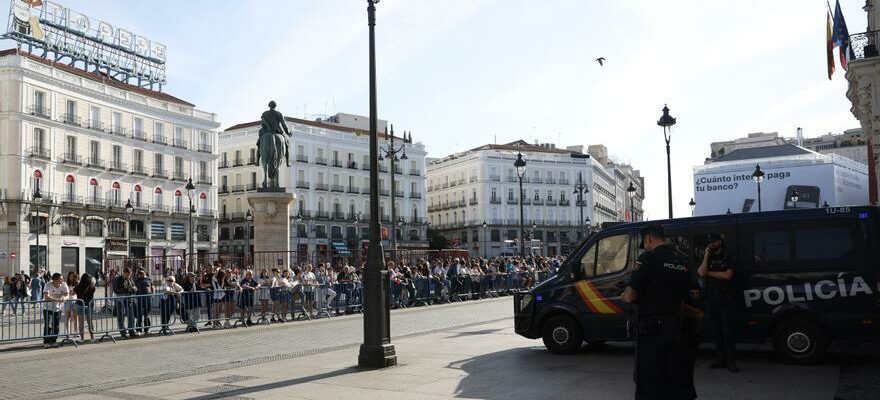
[752,164,764,212]
[481,220,488,259]
[359,0,396,369]
[514,152,527,257]
[246,209,253,266]
[573,171,589,236]
[378,125,408,251]
[688,198,696,217]
[185,178,195,271]
[125,199,133,263]
[657,104,677,219]
[627,181,637,221]
[33,188,43,273]
[294,213,303,265]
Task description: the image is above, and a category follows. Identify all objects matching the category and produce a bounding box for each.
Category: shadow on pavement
[183,367,361,400]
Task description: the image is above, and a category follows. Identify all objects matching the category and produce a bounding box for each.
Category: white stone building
[217,114,428,261]
[0,49,220,277]
[426,140,643,257]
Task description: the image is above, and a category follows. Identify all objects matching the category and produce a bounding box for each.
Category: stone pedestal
[247,190,296,270]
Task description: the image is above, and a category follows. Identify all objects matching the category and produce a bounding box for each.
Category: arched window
[89,178,100,203]
[199,192,207,213]
[110,181,121,206]
[65,175,76,201]
[154,187,164,208]
[133,185,142,207]
[32,170,43,191]
[174,190,183,213]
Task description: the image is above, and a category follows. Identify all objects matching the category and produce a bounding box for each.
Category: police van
[513,206,880,364]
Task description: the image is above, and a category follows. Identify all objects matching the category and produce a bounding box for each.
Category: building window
[133,185,142,206]
[32,169,42,191]
[151,222,166,240]
[65,175,76,201]
[110,181,121,206]
[133,117,144,137]
[112,111,122,133]
[84,219,102,237]
[33,90,45,113]
[66,136,77,157]
[154,187,163,208]
[33,127,45,151]
[112,145,122,169]
[60,216,80,236]
[89,141,100,164]
[89,178,99,202]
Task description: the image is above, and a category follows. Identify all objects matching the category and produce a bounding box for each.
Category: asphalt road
[0,296,876,400]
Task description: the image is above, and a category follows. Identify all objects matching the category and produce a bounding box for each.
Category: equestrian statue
[256,100,291,189]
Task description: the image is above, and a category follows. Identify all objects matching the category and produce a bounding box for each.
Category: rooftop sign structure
[3,0,167,89]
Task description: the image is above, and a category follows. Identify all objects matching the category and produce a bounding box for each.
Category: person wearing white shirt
[158,276,184,334]
[42,273,69,348]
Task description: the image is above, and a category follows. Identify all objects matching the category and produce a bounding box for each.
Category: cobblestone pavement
[0,296,877,400]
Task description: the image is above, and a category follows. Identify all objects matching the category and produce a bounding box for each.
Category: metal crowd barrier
[89,293,180,341]
[0,299,81,347]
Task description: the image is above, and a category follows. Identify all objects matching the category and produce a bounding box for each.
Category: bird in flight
[595,57,606,66]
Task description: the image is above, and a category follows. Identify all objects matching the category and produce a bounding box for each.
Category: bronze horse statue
[256,101,291,189]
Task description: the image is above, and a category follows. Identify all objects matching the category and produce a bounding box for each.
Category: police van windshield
[580,233,630,277]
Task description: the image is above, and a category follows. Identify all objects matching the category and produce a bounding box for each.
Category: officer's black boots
[727,359,739,373]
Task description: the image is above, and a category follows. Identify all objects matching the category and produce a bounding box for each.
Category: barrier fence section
[0,270,551,346]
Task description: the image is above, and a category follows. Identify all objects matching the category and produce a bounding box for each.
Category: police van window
[753,230,790,264]
[795,226,852,261]
[581,234,630,277]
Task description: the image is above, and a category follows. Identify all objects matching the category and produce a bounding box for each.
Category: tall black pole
[359,0,396,369]
[389,129,396,251]
[36,202,40,273]
[665,132,672,219]
[757,182,762,212]
[518,177,525,257]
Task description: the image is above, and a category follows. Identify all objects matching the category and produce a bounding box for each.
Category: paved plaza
[0,297,876,400]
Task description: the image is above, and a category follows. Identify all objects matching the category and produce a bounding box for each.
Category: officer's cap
[707,233,723,242]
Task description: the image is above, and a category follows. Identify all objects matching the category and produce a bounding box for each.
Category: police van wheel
[542,315,583,355]
[772,317,827,365]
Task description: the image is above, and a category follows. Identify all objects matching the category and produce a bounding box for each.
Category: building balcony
[60,194,83,205]
[198,209,215,218]
[247,157,257,166]
[296,181,309,189]
[131,130,148,141]
[332,211,346,220]
[347,186,360,194]
[86,120,104,132]
[296,154,308,163]
[409,169,420,176]
[332,160,343,168]
[506,176,517,183]
[378,164,388,173]
[197,176,212,185]
[456,199,466,207]
[130,230,147,240]
[522,198,531,205]
[85,158,105,170]
[393,166,403,175]
[233,158,243,167]
[490,197,501,204]
[131,165,150,176]
[488,175,500,182]
[28,105,51,119]
[507,197,517,205]
[558,199,570,206]
[109,126,127,138]
[450,180,457,187]
[231,185,244,193]
[219,160,230,169]
[108,162,128,173]
[379,189,389,196]
[246,183,258,191]
[197,144,213,153]
[218,185,229,194]
[61,113,81,127]
[61,153,82,165]
[314,157,327,165]
[850,30,880,61]
[172,139,188,149]
[153,135,167,145]
[315,183,329,191]
[361,163,370,171]
[360,187,371,195]
[172,172,186,181]
[559,179,569,185]
[152,169,168,178]
[394,190,404,198]
[331,184,345,192]
[28,146,51,160]
[315,211,329,220]
[410,192,422,199]
[469,198,478,205]
[545,199,557,206]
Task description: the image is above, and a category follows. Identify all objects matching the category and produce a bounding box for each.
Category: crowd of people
[0,254,563,348]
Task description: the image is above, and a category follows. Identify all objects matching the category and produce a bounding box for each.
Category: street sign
[10,251,16,260]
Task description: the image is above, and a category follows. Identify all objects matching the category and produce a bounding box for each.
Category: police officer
[623,225,692,400]
[682,281,704,400]
[698,233,738,372]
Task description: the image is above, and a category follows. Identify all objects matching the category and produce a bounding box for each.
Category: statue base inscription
[247,191,296,269]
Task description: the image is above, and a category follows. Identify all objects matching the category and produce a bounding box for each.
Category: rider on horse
[256,101,291,166]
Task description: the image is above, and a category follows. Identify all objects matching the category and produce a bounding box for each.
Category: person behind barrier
[134,270,153,334]
[622,225,692,400]
[301,265,318,316]
[698,233,738,373]
[42,273,69,348]
[2,276,14,315]
[200,270,215,327]
[157,276,182,335]
[256,269,272,320]
[180,273,199,333]
[316,264,337,310]
[210,270,227,329]
[238,270,258,326]
[113,268,137,338]
[73,273,96,342]
[31,270,45,303]
[223,268,237,328]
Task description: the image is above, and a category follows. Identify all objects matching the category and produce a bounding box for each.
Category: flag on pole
[827,9,835,79]
[832,0,851,70]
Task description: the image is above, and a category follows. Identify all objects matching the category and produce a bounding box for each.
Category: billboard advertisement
[693,162,868,216]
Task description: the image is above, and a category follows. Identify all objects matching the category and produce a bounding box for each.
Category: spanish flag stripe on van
[575,281,622,314]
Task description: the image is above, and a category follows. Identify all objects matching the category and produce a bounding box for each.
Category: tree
[427,228,448,250]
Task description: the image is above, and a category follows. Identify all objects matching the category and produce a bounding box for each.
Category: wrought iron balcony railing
[850,30,880,60]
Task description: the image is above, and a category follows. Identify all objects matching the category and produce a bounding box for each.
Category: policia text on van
[513,206,880,364]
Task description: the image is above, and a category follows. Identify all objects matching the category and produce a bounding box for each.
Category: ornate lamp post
[125,199,133,262]
[481,220,488,258]
[657,104,677,219]
[185,178,196,270]
[33,188,43,272]
[752,164,764,212]
[245,209,253,265]
[378,125,408,251]
[688,198,696,217]
[627,181,637,221]
[514,152,527,257]
[359,0,396,369]
[573,171,589,235]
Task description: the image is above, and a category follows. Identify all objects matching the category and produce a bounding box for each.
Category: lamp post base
[358,343,397,368]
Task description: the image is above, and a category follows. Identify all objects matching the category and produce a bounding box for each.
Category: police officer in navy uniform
[623,225,693,400]
[698,233,738,372]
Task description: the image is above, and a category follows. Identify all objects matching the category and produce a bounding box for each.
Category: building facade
[217,114,428,263]
[0,49,220,277]
[707,129,869,167]
[426,140,644,258]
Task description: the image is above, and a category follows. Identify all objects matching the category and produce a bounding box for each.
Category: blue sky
[2,0,868,220]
